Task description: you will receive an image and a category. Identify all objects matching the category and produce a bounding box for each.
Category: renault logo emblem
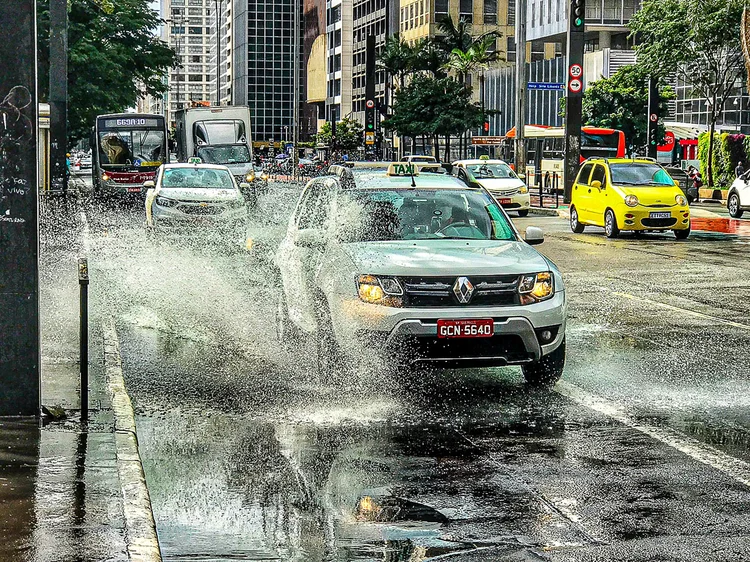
[453,277,474,304]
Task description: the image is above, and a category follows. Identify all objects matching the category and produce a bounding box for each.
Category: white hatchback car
[275,163,567,386]
[452,159,530,216]
[727,171,750,218]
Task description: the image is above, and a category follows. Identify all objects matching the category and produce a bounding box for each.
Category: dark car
[665,166,697,203]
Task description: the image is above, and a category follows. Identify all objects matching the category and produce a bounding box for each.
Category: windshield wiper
[435,236,481,240]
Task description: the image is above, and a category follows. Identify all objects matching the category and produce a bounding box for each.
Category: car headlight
[357,274,403,306]
[675,194,687,207]
[624,195,639,207]
[155,196,177,208]
[246,172,255,182]
[101,173,110,182]
[261,172,269,181]
[519,185,528,194]
[518,272,554,304]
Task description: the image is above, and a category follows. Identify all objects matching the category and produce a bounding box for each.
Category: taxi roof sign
[386,162,418,177]
[479,154,490,160]
[188,157,202,165]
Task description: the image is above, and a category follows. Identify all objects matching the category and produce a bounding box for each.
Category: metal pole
[215,0,221,105]
[78,258,89,420]
[292,0,301,179]
[515,0,528,182]
[49,0,68,194]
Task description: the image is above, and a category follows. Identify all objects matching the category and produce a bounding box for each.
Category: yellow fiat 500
[570,158,690,239]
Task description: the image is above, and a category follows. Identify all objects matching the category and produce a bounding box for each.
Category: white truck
[175,106,255,184]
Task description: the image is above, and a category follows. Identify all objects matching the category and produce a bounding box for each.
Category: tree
[580,65,674,155]
[37,0,177,144]
[315,117,364,151]
[378,34,415,90]
[629,0,746,187]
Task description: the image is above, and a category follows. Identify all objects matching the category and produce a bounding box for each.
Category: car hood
[223,162,254,175]
[157,188,240,202]
[341,239,549,277]
[476,178,526,191]
[612,185,683,205]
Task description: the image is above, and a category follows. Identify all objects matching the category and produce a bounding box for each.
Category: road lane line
[556,380,750,488]
[610,290,750,330]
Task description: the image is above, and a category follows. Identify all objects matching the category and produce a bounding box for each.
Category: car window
[590,165,607,186]
[294,182,320,229]
[577,163,594,186]
[161,167,234,189]
[609,164,676,186]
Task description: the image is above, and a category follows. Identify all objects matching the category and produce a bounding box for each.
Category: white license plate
[649,212,671,219]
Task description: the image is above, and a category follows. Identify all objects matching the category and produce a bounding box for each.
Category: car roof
[161,163,231,171]
[350,170,470,190]
[454,159,511,165]
[586,158,661,165]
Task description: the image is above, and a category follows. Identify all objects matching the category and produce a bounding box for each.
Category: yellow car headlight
[520,185,528,194]
[518,272,554,304]
[624,195,639,207]
[357,274,403,306]
[261,172,269,181]
[675,194,687,207]
[246,173,255,182]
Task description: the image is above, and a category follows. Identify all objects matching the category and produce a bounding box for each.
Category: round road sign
[569,64,583,78]
[569,78,583,93]
[366,99,375,109]
[650,113,658,122]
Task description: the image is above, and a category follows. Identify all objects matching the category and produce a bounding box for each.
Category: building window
[484,0,497,24]
[508,0,516,25]
[459,0,473,22]
[506,37,515,62]
[435,0,449,22]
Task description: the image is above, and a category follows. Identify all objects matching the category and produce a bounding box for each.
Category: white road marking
[556,380,750,488]
[611,290,750,330]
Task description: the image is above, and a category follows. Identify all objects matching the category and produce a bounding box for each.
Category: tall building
[209,0,233,106]
[302,0,327,140]
[233,0,302,146]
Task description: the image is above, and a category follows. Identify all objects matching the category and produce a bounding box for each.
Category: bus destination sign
[104,118,161,128]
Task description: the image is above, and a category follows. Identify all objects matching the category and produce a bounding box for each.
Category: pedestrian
[736,160,746,179]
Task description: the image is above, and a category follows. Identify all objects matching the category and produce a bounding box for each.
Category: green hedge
[698,132,747,187]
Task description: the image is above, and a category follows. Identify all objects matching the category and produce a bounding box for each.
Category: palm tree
[743,7,750,94]
[436,15,474,53]
[378,34,414,90]
[411,38,449,78]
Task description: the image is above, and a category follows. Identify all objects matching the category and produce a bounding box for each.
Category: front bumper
[621,207,690,230]
[331,291,566,367]
[488,191,531,210]
[151,205,247,228]
[101,182,146,195]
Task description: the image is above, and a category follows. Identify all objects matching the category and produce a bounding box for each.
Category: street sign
[650,113,658,122]
[527,82,565,90]
[472,136,504,145]
[658,131,676,152]
[569,78,583,93]
[365,131,375,145]
[569,64,583,78]
[366,99,375,109]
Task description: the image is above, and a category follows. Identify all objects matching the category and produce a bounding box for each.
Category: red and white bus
[91,113,168,195]
[503,125,627,188]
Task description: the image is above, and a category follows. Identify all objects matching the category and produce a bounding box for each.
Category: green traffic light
[575,17,583,26]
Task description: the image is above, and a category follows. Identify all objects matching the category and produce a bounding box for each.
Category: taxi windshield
[337,188,517,242]
[161,168,234,189]
[610,164,675,186]
[467,163,517,180]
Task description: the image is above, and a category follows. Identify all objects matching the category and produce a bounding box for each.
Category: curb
[528,207,565,217]
[103,317,162,562]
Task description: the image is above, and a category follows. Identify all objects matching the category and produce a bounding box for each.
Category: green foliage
[315,118,364,151]
[698,133,748,187]
[579,65,674,154]
[37,0,178,144]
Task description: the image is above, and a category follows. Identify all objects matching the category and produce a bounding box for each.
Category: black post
[647,76,659,159]
[364,35,376,157]
[563,0,585,204]
[0,1,40,416]
[78,258,89,421]
[555,173,560,208]
[49,0,68,193]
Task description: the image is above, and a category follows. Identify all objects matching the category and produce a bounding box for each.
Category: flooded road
[67,184,750,561]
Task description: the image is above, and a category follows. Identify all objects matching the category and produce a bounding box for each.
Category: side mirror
[674,179,680,187]
[239,182,252,190]
[590,180,602,190]
[524,226,544,246]
[143,180,155,188]
[295,228,325,249]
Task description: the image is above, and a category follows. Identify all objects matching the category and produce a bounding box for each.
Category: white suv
[275,164,567,385]
[727,171,750,218]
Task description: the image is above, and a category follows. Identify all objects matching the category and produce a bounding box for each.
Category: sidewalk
[0,195,158,561]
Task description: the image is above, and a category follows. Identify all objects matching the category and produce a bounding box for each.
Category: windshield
[196,145,251,165]
[581,132,620,158]
[466,163,518,180]
[610,164,675,186]
[98,129,165,167]
[404,156,437,162]
[161,168,235,189]
[336,188,517,242]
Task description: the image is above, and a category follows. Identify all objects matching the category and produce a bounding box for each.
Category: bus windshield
[197,145,251,165]
[581,132,621,158]
[98,129,166,167]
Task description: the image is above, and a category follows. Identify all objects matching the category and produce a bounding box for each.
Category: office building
[209,0,233,105]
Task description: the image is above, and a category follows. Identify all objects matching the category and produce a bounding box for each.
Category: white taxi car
[452,157,530,216]
[144,161,249,235]
[275,162,567,386]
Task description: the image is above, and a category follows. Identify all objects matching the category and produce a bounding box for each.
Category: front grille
[401,275,519,307]
[641,217,677,227]
[179,204,224,216]
[491,188,520,196]
[645,204,672,208]
[390,334,531,363]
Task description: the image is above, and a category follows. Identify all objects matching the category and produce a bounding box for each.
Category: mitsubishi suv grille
[401,275,520,307]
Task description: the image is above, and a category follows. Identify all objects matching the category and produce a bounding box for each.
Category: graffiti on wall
[0,85,34,224]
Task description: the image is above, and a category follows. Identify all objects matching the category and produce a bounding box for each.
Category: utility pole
[563,0,585,203]
[647,76,659,159]
[514,0,528,183]
[292,0,301,174]
[214,0,221,105]
[49,0,68,193]
[0,1,40,415]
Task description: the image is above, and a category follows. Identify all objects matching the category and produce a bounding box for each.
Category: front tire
[517,209,529,218]
[315,297,344,383]
[570,206,585,233]
[604,209,620,238]
[728,192,744,219]
[276,290,301,346]
[674,228,690,240]
[523,339,565,387]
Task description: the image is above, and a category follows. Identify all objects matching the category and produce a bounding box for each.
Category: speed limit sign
[650,113,658,122]
[366,99,375,109]
[569,64,583,78]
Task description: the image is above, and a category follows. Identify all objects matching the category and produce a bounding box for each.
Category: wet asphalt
[50,180,750,561]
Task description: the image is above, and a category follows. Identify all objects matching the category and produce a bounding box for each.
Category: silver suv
[275,164,567,385]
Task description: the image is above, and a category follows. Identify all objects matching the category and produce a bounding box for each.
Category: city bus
[503,125,627,189]
[91,113,168,195]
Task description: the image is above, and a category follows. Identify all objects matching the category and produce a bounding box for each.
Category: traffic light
[570,0,585,32]
[649,127,658,147]
[483,121,490,133]
[365,104,375,132]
